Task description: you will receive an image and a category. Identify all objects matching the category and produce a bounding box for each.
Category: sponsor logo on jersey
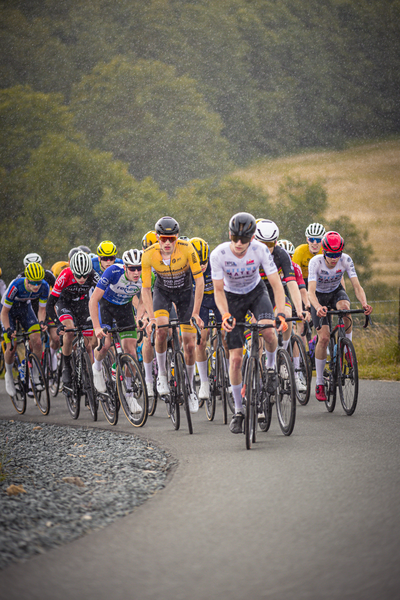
[246,260,254,265]
[225,261,237,266]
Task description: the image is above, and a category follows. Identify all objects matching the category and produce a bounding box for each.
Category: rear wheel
[276,349,296,435]
[290,334,311,406]
[10,357,27,414]
[117,353,148,427]
[28,353,50,415]
[176,352,193,434]
[82,352,97,421]
[338,338,358,415]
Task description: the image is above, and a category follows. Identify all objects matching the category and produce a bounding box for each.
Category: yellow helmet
[97,240,117,257]
[51,261,69,278]
[25,262,45,282]
[190,237,209,263]
[142,230,158,249]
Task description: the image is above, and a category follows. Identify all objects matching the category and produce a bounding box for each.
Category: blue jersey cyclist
[1,263,50,398]
[89,249,151,414]
[91,240,123,276]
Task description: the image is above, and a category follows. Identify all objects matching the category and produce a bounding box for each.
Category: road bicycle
[287,316,312,406]
[0,333,4,375]
[96,325,148,427]
[322,308,369,416]
[8,329,50,415]
[136,322,159,417]
[61,325,97,421]
[237,319,296,449]
[151,318,201,434]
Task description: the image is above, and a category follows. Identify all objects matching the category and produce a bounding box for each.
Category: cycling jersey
[210,240,277,295]
[293,262,306,289]
[97,264,142,305]
[2,278,49,308]
[308,253,357,294]
[46,267,99,323]
[292,243,323,280]
[91,255,123,276]
[259,245,296,292]
[142,239,202,291]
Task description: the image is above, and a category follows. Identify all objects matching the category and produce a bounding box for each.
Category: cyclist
[91,240,123,276]
[46,251,99,387]
[141,216,204,413]
[210,212,288,434]
[277,239,310,313]
[141,230,158,250]
[293,223,326,287]
[51,260,69,279]
[190,236,228,401]
[1,263,49,397]
[308,231,373,402]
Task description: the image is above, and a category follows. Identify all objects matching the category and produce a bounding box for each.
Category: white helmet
[277,239,295,256]
[23,252,42,267]
[70,251,92,278]
[255,219,279,243]
[122,249,142,266]
[305,223,325,238]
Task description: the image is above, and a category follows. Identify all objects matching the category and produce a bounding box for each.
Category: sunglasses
[101,256,116,262]
[231,235,252,244]
[262,241,276,248]
[159,235,178,243]
[27,280,42,286]
[127,266,142,272]
[324,251,342,259]
[308,237,322,243]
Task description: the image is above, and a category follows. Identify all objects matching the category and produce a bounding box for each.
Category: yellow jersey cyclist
[308,231,373,402]
[141,216,205,413]
[293,222,326,286]
[141,230,158,250]
[1,263,50,397]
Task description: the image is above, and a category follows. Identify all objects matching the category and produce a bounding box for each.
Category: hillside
[233,139,400,288]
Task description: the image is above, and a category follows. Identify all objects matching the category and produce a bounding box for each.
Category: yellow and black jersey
[292,244,323,280]
[142,239,203,291]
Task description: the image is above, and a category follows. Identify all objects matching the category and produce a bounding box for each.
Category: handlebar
[320,308,370,329]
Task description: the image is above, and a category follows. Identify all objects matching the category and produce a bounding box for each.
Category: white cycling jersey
[308,253,358,293]
[210,240,277,295]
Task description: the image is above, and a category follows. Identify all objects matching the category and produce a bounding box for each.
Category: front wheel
[10,357,27,414]
[82,352,97,421]
[276,349,296,436]
[338,338,358,415]
[244,357,258,450]
[290,334,311,406]
[28,353,50,415]
[175,352,193,434]
[217,347,229,425]
[98,354,119,425]
[117,353,148,427]
[64,353,80,419]
[205,349,216,421]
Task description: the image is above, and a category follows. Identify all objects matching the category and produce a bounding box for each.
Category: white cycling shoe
[146,381,155,398]
[188,391,199,413]
[157,374,169,396]
[5,372,16,397]
[92,364,107,393]
[125,393,142,414]
[295,374,307,392]
[198,380,210,400]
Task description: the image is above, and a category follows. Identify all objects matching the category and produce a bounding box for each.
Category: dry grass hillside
[233,139,400,288]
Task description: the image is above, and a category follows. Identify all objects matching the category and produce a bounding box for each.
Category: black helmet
[229,212,256,238]
[155,216,179,236]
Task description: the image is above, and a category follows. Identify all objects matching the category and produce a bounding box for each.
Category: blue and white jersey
[2,278,50,308]
[91,255,124,277]
[97,264,142,305]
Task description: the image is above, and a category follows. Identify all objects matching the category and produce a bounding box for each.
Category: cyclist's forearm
[193,276,204,315]
[141,287,155,319]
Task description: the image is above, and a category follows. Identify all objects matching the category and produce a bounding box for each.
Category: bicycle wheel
[65,353,80,420]
[338,338,358,415]
[165,348,179,429]
[98,354,119,425]
[259,363,272,433]
[10,357,27,414]
[290,334,311,406]
[82,352,97,421]
[0,340,4,375]
[276,348,296,436]
[42,347,54,396]
[205,350,216,421]
[244,357,258,449]
[28,353,50,415]
[117,353,148,427]
[324,340,337,413]
[175,352,193,434]
[217,347,228,425]
[49,351,62,397]
[147,358,158,416]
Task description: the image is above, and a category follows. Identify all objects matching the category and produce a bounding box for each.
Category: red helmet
[322,231,344,254]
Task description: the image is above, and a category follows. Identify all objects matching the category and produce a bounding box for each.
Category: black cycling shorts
[99,298,137,339]
[56,297,92,336]
[225,280,274,350]
[311,284,350,329]
[153,284,194,332]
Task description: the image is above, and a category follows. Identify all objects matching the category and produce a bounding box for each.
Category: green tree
[70,56,233,193]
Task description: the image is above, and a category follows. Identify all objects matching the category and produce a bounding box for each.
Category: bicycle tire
[10,357,27,414]
[338,338,358,415]
[217,347,228,425]
[259,362,272,433]
[176,352,193,434]
[65,353,80,419]
[117,353,148,427]
[205,350,216,421]
[290,334,311,406]
[82,352,97,421]
[324,339,337,412]
[147,358,158,416]
[165,348,180,429]
[276,348,296,436]
[28,353,50,415]
[98,354,119,425]
[50,351,62,397]
[0,341,4,375]
[244,357,258,449]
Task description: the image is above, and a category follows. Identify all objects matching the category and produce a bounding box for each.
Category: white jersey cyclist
[97,263,143,305]
[308,252,358,293]
[210,240,277,294]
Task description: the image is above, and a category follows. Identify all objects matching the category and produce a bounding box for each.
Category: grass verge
[354,325,400,381]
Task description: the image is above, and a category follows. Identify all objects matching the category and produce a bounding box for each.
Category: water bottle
[111,362,116,380]
[211,351,216,370]
[18,359,26,382]
[308,335,317,358]
[333,344,337,363]
[137,344,143,364]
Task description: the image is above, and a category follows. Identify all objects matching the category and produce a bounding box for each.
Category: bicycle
[322,308,369,416]
[61,325,97,421]
[41,327,62,397]
[8,329,50,415]
[0,333,4,375]
[137,321,159,417]
[96,325,148,427]
[237,319,296,449]
[287,316,312,406]
[151,318,201,434]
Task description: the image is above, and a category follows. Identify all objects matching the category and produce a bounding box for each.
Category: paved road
[0,378,399,600]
